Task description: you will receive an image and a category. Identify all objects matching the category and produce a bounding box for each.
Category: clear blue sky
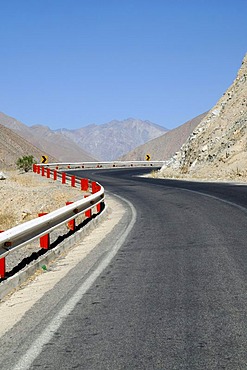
[1,0,246,130]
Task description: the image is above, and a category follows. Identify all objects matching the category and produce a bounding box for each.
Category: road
[2,168,247,369]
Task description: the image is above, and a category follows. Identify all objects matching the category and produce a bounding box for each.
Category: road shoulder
[0,193,126,337]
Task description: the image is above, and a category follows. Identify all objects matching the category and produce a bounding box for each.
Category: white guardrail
[41,160,165,170]
[0,166,105,279]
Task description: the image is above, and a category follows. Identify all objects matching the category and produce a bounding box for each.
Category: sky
[0,0,247,130]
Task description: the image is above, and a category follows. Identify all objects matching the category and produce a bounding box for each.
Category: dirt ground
[0,169,90,272]
[0,170,85,230]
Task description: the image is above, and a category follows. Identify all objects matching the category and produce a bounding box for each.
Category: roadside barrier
[35,160,165,171]
[0,166,105,279]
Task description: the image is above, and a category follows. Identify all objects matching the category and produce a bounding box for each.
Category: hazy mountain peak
[59,118,168,160]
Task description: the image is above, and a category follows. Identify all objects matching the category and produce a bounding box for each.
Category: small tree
[16,155,36,172]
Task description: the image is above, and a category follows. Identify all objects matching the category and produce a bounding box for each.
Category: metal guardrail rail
[0,167,105,278]
[39,160,165,170]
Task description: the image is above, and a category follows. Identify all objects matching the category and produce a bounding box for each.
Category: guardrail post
[38,213,50,249]
[66,202,76,230]
[91,181,99,194]
[71,176,76,187]
[81,178,88,191]
[36,165,40,174]
[0,231,6,278]
[62,172,66,184]
[47,168,51,178]
[53,170,57,181]
[33,164,37,173]
[41,166,45,176]
[91,182,102,212]
[0,257,5,279]
[97,199,104,213]
[84,196,92,218]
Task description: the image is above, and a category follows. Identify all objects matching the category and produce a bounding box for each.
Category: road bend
[2,168,247,369]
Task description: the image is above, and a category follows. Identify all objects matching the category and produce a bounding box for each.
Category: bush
[16,155,37,172]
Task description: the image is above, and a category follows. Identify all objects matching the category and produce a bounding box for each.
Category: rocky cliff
[160,53,247,181]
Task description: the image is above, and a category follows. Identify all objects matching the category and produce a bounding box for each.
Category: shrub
[16,155,36,172]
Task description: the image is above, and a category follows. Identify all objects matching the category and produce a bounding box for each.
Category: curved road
[2,168,247,369]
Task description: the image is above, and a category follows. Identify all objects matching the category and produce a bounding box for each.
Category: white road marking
[177,186,247,214]
[12,194,136,370]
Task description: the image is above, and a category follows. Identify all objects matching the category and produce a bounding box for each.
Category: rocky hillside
[0,113,97,163]
[0,123,57,170]
[120,112,208,161]
[57,118,167,160]
[159,53,247,181]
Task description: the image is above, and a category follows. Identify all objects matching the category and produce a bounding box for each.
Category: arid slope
[159,53,247,181]
[120,112,207,161]
[0,123,57,170]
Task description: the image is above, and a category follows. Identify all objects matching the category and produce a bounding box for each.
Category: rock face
[160,53,247,181]
[0,172,7,180]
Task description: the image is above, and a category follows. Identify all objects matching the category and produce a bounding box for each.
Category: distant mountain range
[56,118,168,160]
[1,54,246,179]
[0,109,208,170]
[0,112,96,163]
[0,114,168,162]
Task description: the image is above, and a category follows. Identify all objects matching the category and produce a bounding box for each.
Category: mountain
[57,118,168,160]
[0,113,97,162]
[120,112,208,161]
[0,123,57,170]
[0,114,167,162]
[26,124,97,162]
[160,52,247,181]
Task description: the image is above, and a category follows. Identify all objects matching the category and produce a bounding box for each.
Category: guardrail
[0,166,105,279]
[37,160,165,170]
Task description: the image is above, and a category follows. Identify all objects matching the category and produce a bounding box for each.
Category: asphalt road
[2,168,247,369]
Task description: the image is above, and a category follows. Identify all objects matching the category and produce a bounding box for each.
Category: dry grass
[0,214,16,231]
[0,170,84,231]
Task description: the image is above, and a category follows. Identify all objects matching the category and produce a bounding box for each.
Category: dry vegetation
[0,169,90,272]
[0,170,84,230]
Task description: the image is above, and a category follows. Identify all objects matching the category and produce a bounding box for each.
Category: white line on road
[177,186,247,214]
[12,194,136,370]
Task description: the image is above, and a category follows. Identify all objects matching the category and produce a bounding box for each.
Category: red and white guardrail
[0,165,105,279]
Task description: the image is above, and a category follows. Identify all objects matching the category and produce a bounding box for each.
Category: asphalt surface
[2,168,247,369]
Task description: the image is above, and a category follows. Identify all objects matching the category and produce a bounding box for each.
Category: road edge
[0,205,110,301]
